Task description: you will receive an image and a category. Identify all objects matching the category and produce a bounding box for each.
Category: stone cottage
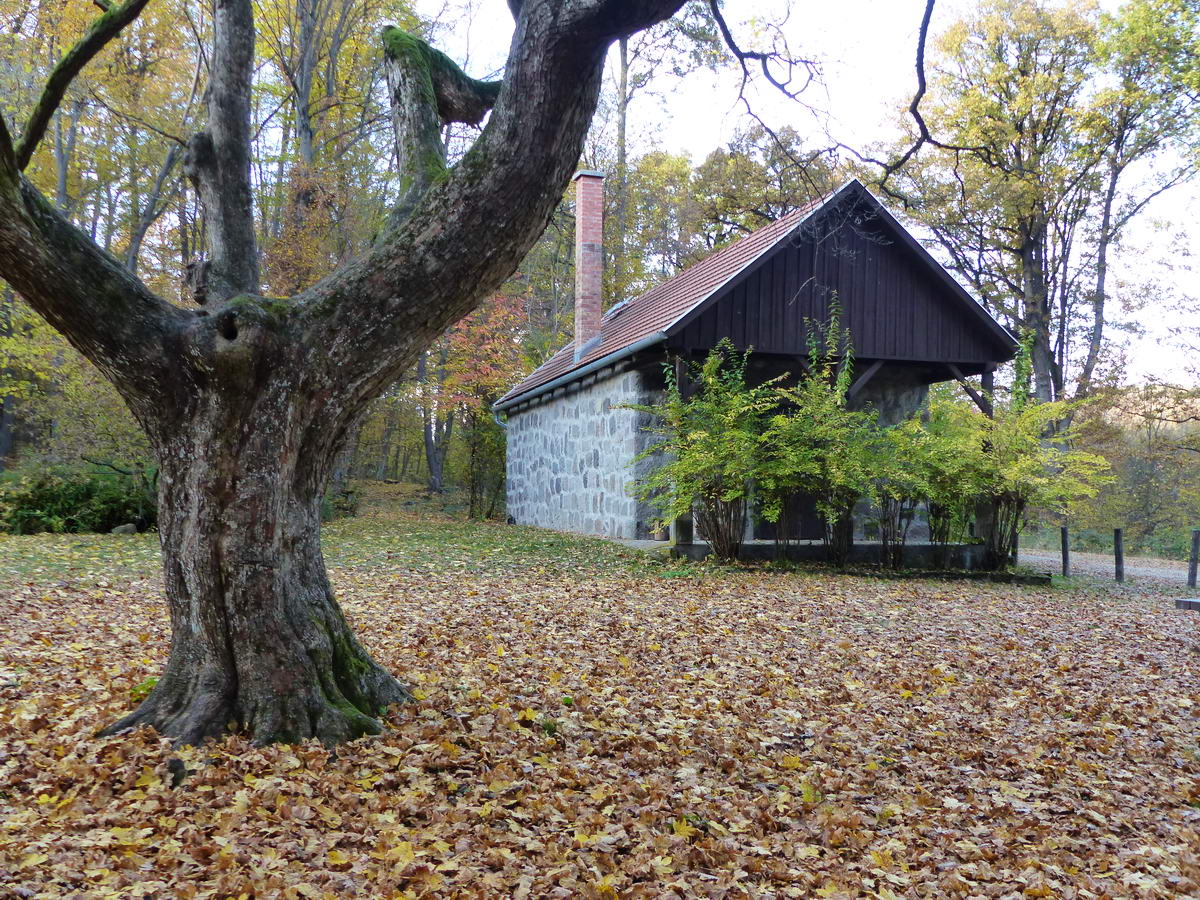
[495,174,1017,541]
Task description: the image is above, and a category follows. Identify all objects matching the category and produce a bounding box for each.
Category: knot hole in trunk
[216,310,238,341]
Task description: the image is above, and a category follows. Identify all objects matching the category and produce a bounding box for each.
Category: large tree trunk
[1020,234,1055,403]
[102,376,409,746]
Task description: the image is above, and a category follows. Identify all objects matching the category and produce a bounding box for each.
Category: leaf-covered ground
[2,487,1198,898]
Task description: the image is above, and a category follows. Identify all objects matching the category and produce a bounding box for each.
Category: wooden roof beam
[948,363,993,417]
[847,359,884,400]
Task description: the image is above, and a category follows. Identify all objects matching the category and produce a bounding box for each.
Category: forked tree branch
[841,0,990,203]
[15,0,151,171]
[699,2,833,203]
[706,0,815,102]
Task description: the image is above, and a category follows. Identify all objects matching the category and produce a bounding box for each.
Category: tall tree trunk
[0,394,13,470]
[0,287,13,470]
[1020,234,1055,403]
[125,145,181,273]
[424,411,452,494]
[103,367,408,745]
[613,36,629,300]
[1076,161,1120,402]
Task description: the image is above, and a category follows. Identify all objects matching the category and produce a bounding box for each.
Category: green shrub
[631,340,779,562]
[321,485,361,521]
[0,467,157,534]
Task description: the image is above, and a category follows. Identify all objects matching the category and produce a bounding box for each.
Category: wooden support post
[846,359,884,401]
[1114,528,1124,584]
[1188,529,1199,589]
[1060,526,1070,578]
[948,363,993,417]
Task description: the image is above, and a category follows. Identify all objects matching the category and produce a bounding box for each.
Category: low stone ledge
[1176,598,1200,611]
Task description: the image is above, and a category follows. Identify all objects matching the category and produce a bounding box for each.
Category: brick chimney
[573,170,604,361]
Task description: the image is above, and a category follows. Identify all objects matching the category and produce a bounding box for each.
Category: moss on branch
[381,27,502,126]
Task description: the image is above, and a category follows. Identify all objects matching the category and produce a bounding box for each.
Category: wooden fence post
[1060,526,1070,578]
[1188,529,1199,589]
[1114,528,1124,584]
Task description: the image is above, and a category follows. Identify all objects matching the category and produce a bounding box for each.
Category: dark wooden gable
[666,186,1012,373]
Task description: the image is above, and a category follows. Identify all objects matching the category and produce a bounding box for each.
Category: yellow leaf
[800,780,822,804]
[780,754,804,769]
[388,841,416,867]
[411,688,428,701]
[671,817,699,839]
[327,848,352,866]
[20,852,48,868]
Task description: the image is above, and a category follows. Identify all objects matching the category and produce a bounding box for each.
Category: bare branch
[701,1,831,201]
[85,89,189,146]
[15,0,151,171]
[706,0,815,101]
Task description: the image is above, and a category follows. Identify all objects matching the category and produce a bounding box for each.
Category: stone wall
[505,368,657,539]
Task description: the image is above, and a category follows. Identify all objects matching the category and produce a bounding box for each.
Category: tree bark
[103,370,408,745]
[1020,233,1055,403]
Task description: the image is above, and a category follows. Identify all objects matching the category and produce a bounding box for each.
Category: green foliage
[130,676,158,702]
[868,420,931,568]
[321,485,361,522]
[0,466,157,534]
[977,397,1111,569]
[891,0,1200,403]
[632,322,1109,571]
[758,303,875,566]
[631,339,778,562]
[1043,384,1200,557]
[916,388,989,557]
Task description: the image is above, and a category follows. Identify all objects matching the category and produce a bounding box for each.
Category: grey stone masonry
[506,368,656,539]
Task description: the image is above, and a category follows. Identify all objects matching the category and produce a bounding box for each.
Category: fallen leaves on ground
[1,492,1198,898]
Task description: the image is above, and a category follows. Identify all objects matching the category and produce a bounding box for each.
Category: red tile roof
[496,191,828,409]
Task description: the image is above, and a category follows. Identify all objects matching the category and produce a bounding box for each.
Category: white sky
[419,0,1198,385]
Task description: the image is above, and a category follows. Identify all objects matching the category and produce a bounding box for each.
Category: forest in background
[1,0,1198,555]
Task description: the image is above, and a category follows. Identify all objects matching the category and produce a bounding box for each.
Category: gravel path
[1021,548,1192,584]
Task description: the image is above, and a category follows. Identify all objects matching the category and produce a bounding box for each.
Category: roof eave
[494,331,668,413]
